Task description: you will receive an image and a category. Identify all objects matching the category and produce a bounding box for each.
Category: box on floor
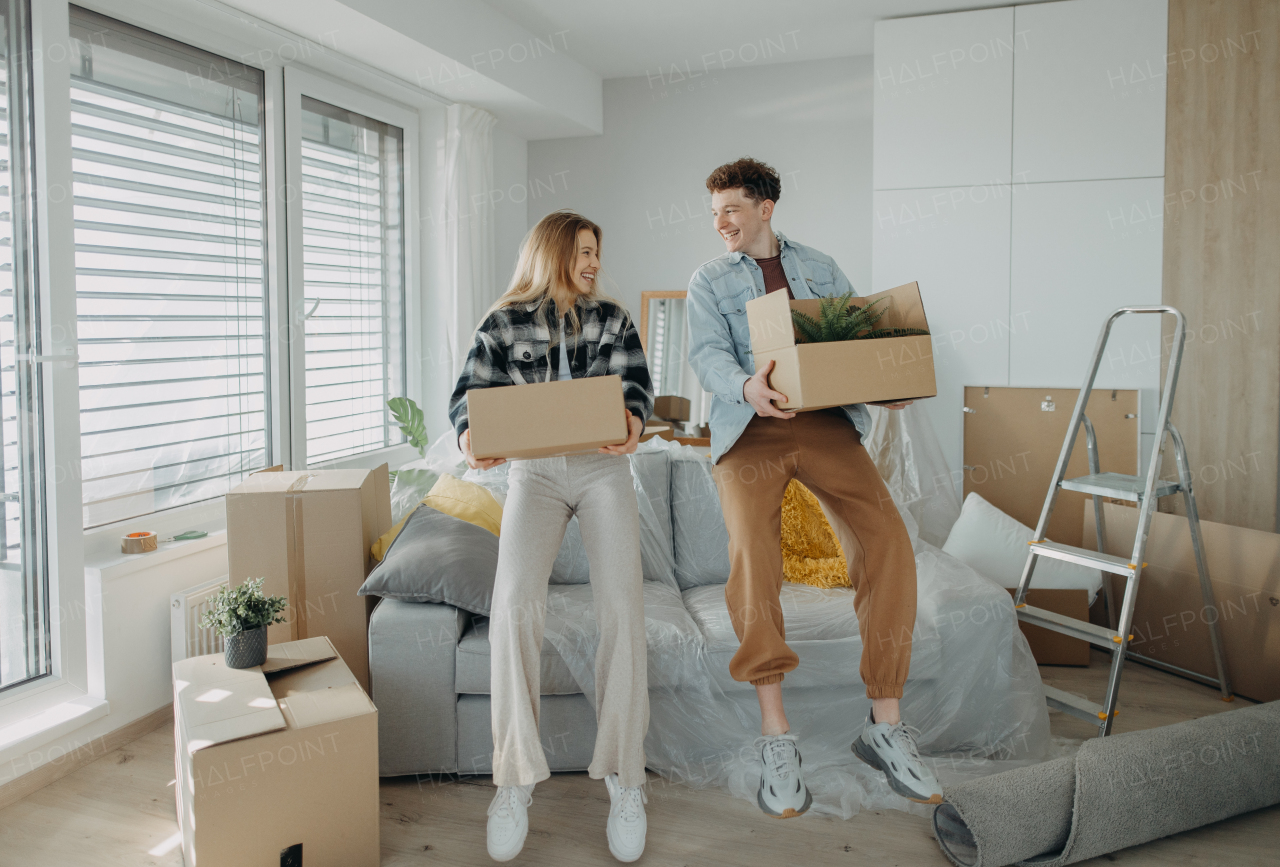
[173,637,379,867]
[746,282,936,410]
[1086,502,1280,703]
[467,374,629,460]
[226,466,391,692]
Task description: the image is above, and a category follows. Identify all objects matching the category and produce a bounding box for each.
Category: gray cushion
[670,454,731,589]
[455,617,581,695]
[358,505,497,615]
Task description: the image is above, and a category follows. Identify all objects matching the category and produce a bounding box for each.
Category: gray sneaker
[755,734,813,818]
[852,715,943,804]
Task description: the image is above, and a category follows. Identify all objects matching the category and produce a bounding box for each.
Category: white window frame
[282,65,421,471]
[2,0,444,759]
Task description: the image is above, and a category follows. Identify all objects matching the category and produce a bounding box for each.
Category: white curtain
[443,103,499,381]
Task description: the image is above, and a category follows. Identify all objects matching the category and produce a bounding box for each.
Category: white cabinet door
[873,185,1013,478]
[873,7,1014,190]
[1009,178,1165,399]
[1013,0,1168,183]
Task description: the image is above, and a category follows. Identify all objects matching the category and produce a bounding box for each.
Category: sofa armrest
[368,598,469,776]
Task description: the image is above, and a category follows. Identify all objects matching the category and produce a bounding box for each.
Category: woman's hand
[599,411,644,456]
[460,428,506,470]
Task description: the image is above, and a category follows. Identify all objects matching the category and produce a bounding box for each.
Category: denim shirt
[686,231,872,463]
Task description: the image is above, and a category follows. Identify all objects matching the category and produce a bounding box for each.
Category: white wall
[872,0,1168,480]
[526,55,875,317]
[492,127,530,293]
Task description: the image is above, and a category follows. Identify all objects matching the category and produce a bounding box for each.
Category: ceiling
[480,0,1060,80]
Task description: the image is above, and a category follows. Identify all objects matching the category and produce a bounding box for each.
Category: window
[299,98,405,465]
[69,8,269,528]
[0,0,50,691]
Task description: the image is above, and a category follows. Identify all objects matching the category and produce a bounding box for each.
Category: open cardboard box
[226,466,392,693]
[173,636,379,867]
[467,374,629,460]
[747,282,936,410]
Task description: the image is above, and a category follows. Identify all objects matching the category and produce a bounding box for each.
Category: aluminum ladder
[1014,306,1233,736]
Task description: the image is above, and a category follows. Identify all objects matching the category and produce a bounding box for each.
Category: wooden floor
[1,652,1276,867]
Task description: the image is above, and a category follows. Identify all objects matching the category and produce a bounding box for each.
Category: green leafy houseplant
[791,293,930,344]
[388,396,430,458]
[200,577,288,639]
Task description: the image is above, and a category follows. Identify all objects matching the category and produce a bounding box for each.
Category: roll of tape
[121,531,158,554]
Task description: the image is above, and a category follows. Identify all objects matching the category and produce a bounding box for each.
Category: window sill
[0,688,110,772]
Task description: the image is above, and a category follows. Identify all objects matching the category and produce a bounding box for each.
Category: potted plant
[200,577,288,669]
[791,292,929,343]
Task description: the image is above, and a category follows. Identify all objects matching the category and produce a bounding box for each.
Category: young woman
[448,211,655,863]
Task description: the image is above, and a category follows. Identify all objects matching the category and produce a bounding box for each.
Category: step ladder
[1014,306,1233,736]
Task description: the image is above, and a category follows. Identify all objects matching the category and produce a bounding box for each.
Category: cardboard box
[653,394,692,422]
[1086,502,1280,702]
[639,421,675,442]
[173,637,379,867]
[226,467,391,692]
[746,282,936,411]
[1008,588,1093,666]
[963,386,1139,547]
[467,375,628,460]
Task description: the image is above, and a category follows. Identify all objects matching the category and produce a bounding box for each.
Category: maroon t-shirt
[754,254,794,299]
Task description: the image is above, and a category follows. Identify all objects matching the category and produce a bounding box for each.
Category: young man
[686,157,942,817]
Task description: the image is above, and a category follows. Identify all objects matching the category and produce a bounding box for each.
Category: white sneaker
[486,784,534,862]
[604,773,648,862]
[852,715,943,804]
[755,734,812,818]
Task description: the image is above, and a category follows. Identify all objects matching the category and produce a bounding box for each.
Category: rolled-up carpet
[933,701,1280,866]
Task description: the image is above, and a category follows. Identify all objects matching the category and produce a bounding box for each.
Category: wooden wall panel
[1162,0,1280,532]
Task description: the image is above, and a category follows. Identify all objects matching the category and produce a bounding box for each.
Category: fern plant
[791,293,929,344]
[388,397,430,458]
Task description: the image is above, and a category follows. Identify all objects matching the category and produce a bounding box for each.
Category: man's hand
[460,428,506,471]
[744,359,796,419]
[869,399,914,410]
[600,411,644,456]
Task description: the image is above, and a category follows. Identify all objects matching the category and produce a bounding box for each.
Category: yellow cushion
[371,474,503,562]
[780,480,851,588]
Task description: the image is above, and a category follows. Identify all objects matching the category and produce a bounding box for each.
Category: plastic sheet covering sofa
[367,406,1051,817]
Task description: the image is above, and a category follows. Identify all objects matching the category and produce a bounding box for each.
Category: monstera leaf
[388,396,429,457]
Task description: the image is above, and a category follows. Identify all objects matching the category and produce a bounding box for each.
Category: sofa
[366,447,1044,779]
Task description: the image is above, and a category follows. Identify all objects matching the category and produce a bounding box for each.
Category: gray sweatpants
[489,453,649,788]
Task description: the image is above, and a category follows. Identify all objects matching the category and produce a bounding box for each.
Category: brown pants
[712,411,917,698]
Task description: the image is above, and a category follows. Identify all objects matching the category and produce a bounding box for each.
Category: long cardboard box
[226,467,391,692]
[173,637,379,867]
[468,375,629,460]
[746,282,936,411]
[1085,502,1280,702]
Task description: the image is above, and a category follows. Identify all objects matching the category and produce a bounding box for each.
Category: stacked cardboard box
[226,466,391,692]
[173,637,379,867]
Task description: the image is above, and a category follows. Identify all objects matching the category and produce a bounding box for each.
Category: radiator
[170,576,229,663]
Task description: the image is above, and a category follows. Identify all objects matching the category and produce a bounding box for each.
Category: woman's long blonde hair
[487,210,607,348]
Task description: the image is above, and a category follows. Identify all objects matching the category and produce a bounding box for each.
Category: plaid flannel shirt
[449,297,655,441]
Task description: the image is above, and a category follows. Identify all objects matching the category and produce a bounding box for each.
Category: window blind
[70,8,268,528]
[300,97,405,465]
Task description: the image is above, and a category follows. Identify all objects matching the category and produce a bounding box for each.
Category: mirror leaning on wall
[639,291,712,438]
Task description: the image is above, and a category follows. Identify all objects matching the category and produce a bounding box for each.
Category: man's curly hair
[705,157,781,204]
